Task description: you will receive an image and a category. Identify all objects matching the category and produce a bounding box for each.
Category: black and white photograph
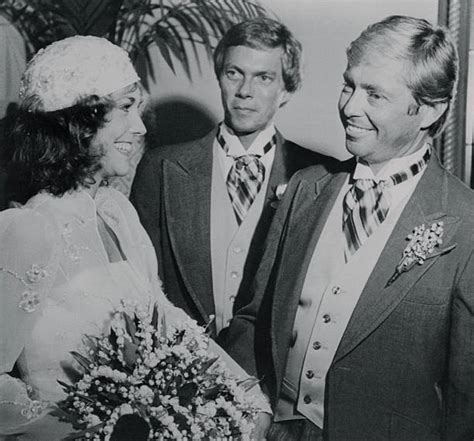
[0,0,473,440]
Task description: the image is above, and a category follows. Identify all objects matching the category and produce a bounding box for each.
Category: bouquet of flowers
[57,302,261,440]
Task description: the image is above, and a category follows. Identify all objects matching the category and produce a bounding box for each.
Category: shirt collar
[219,122,276,157]
[353,142,431,182]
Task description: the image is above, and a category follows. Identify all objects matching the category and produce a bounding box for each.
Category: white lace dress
[0,188,267,440]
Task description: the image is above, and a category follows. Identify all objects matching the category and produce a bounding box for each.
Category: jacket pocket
[390,412,440,441]
[402,287,450,306]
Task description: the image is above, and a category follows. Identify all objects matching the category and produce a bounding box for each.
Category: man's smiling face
[338,53,431,171]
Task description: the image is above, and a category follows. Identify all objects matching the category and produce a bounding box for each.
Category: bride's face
[93,83,146,180]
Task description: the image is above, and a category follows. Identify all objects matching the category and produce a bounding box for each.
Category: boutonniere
[270,183,288,208]
[387,221,446,286]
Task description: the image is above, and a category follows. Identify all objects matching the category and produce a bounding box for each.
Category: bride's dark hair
[4,94,114,203]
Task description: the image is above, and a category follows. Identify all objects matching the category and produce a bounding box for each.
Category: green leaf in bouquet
[57,379,75,393]
[122,338,140,368]
[73,392,98,404]
[85,334,111,355]
[62,422,105,440]
[173,411,189,431]
[109,327,119,351]
[237,377,260,392]
[151,302,159,328]
[70,351,93,372]
[50,406,84,428]
[174,329,186,345]
[96,389,126,406]
[83,334,98,352]
[174,374,183,389]
[177,381,197,407]
[149,413,167,432]
[83,336,111,365]
[160,311,167,340]
[197,356,219,375]
[123,311,139,345]
[202,384,223,400]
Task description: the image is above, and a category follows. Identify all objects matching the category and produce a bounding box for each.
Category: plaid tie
[217,129,276,224]
[343,148,431,261]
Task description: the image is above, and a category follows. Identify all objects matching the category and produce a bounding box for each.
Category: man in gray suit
[222,15,474,440]
[131,18,327,338]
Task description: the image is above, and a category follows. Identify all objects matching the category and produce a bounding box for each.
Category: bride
[0,36,270,440]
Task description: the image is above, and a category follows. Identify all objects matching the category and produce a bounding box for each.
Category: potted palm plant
[0,0,266,89]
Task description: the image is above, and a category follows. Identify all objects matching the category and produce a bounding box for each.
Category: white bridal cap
[19,35,140,112]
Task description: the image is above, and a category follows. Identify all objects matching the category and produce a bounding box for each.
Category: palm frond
[0,0,268,86]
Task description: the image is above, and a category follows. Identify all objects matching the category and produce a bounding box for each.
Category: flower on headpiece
[387,221,452,286]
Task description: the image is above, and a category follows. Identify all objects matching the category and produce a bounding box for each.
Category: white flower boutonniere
[270,183,288,208]
[387,221,445,286]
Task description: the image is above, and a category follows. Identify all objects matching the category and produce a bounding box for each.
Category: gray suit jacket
[130,127,327,337]
[222,155,474,440]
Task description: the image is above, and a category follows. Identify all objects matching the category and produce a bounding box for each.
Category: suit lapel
[162,130,216,321]
[249,134,299,256]
[264,132,292,202]
[335,157,460,362]
[252,134,292,245]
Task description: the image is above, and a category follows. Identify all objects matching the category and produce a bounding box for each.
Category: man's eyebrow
[361,82,387,95]
[343,72,387,94]
[254,69,276,76]
[224,63,277,76]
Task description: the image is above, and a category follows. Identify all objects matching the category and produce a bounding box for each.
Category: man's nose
[236,77,253,98]
[341,90,364,117]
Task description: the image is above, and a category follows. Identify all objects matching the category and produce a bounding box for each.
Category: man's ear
[279,90,291,108]
[418,101,448,130]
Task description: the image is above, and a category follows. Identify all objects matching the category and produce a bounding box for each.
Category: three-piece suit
[222,155,474,440]
[131,127,325,337]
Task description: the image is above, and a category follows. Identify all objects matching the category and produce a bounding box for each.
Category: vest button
[229,295,236,302]
[230,271,239,279]
[233,246,243,254]
[312,341,321,350]
[303,395,312,404]
[306,370,314,379]
[332,286,341,295]
[322,314,331,323]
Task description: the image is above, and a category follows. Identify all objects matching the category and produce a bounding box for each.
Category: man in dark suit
[131,18,326,337]
[221,15,474,440]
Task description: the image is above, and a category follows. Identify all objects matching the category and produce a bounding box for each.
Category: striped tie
[217,129,276,225]
[343,148,431,261]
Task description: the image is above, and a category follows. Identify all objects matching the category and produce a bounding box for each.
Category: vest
[210,149,271,333]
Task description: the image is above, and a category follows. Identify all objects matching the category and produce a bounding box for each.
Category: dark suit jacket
[222,155,474,440]
[130,127,326,336]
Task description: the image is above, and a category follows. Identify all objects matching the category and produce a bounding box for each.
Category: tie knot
[352,178,386,200]
[234,155,260,170]
[354,179,378,191]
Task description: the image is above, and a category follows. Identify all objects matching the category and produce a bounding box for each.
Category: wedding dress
[0,187,267,440]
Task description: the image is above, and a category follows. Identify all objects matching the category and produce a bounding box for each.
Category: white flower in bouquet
[57,302,261,440]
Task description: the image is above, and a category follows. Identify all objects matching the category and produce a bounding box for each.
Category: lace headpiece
[19,36,140,112]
